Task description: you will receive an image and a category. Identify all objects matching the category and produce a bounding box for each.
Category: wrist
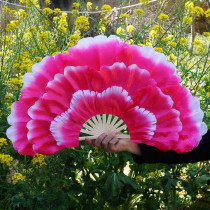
[126,141,141,156]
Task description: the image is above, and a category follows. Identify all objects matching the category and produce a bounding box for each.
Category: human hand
[85,133,141,155]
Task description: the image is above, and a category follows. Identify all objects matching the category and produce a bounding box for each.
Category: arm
[85,130,210,164]
[133,129,210,164]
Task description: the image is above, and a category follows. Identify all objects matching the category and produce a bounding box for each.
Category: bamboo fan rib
[79,114,130,140]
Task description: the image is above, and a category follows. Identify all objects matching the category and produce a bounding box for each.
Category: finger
[101,132,116,150]
[109,137,119,145]
[85,138,96,146]
[95,133,107,148]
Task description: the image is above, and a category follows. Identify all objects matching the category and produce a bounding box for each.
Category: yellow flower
[152,25,163,33]
[99,26,106,35]
[154,47,164,53]
[168,42,177,47]
[188,63,193,68]
[194,6,204,17]
[116,27,125,35]
[16,9,28,20]
[182,60,187,65]
[4,94,13,102]
[167,53,177,64]
[143,40,152,46]
[185,1,195,14]
[5,20,19,31]
[54,8,61,15]
[180,37,187,46]
[72,10,79,16]
[205,9,210,18]
[12,173,26,184]
[140,0,149,4]
[9,10,17,17]
[0,138,8,150]
[38,31,51,44]
[134,9,144,16]
[136,176,144,182]
[101,4,112,14]
[99,18,109,26]
[87,2,92,10]
[68,34,81,47]
[203,32,210,37]
[0,153,13,166]
[2,6,10,14]
[196,46,205,54]
[75,16,89,31]
[72,2,80,9]
[161,35,173,42]
[183,16,192,25]
[158,13,169,21]
[126,25,135,33]
[44,0,51,5]
[128,39,134,44]
[52,51,61,56]
[43,7,53,16]
[32,153,47,167]
[120,14,129,19]
[192,40,201,46]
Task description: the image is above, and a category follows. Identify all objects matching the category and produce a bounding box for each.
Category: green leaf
[99,172,140,206]
[195,175,210,186]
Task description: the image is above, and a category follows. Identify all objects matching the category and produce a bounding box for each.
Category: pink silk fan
[6,35,207,156]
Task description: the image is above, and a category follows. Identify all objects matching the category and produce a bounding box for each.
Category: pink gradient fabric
[6,35,207,156]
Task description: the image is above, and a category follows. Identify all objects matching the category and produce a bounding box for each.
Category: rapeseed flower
[192,40,201,46]
[154,47,164,53]
[183,16,192,25]
[203,32,210,37]
[134,9,144,16]
[12,173,26,184]
[0,153,13,166]
[168,42,177,48]
[126,25,135,33]
[5,20,19,31]
[158,13,169,21]
[32,153,47,167]
[204,9,210,18]
[185,1,195,14]
[140,0,149,4]
[120,14,129,19]
[72,2,80,9]
[44,0,51,5]
[68,34,81,47]
[2,6,10,14]
[16,9,28,20]
[161,35,173,42]
[101,5,112,14]
[116,27,125,35]
[194,6,204,17]
[72,10,79,16]
[0,138,8,150]
[43,7,53,16]
[180,38,187,46]
[167,53,177,64]
[75,16,89,31]
[87,2,92,10]
[196,46,205,54]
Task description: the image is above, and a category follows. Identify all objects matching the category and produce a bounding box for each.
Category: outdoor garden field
[0,0,209,209]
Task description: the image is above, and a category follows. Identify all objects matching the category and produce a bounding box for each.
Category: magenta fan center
[6,35,207,156]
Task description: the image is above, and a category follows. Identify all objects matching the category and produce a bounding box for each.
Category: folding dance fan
[6,35,207,156]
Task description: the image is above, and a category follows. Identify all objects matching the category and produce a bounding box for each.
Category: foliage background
[0,0,209,209]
